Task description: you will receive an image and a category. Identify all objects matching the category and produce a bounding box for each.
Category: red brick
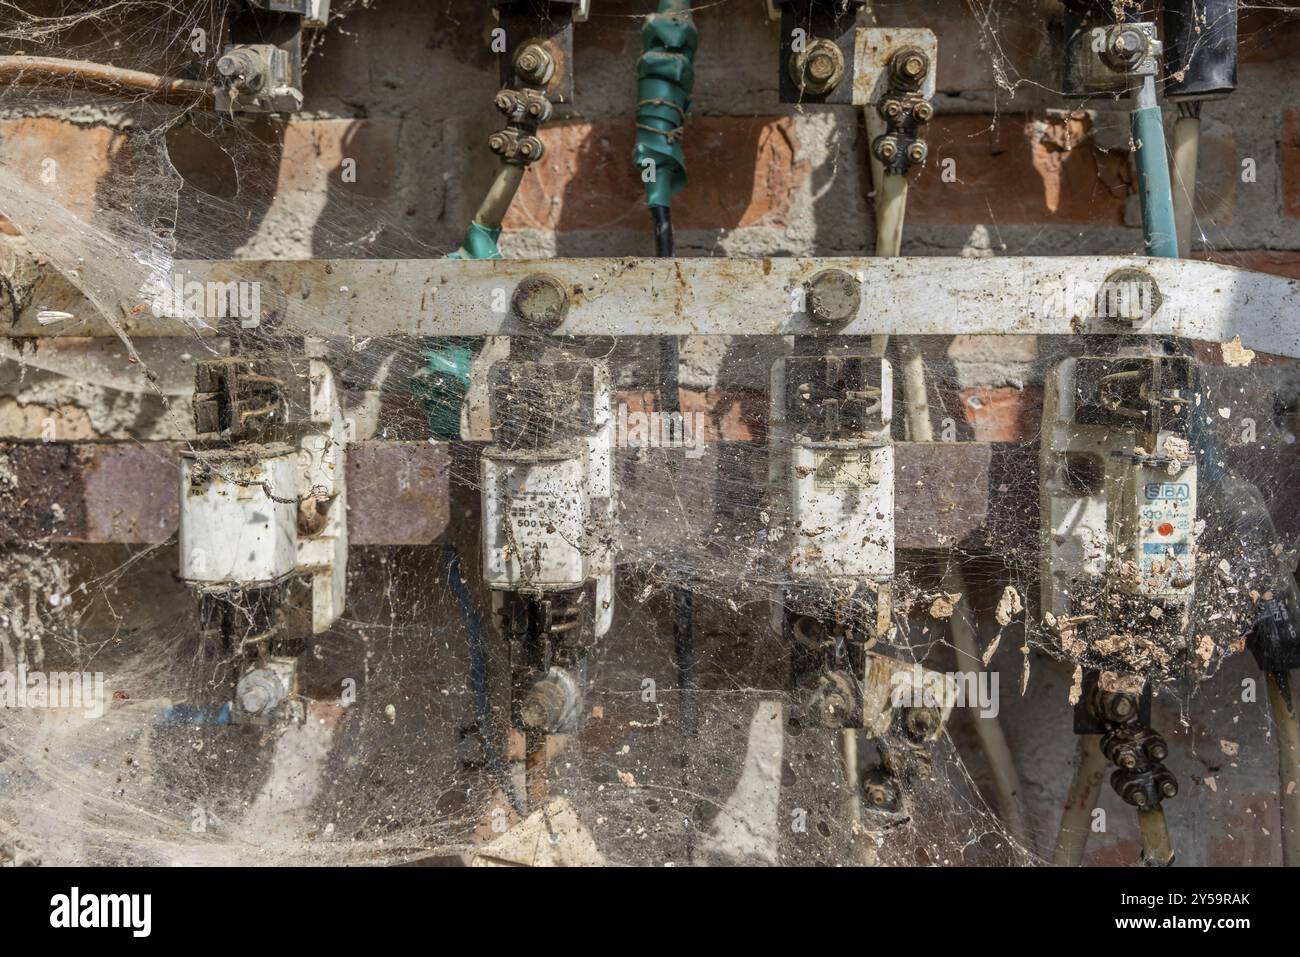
[908,113,1133,226]
[0,117,122,234]
[277,118,399,199]
[1282,109,1300,221]
[617,388,765,443]
[1196,248,1300,280]
[959,386,1043,443]
[1240,11,1300,64]
[503,116,810,233]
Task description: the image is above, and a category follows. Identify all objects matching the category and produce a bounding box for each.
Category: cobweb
[0,0,1295,868]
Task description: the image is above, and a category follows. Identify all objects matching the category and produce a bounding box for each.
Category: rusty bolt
[789,38,844,95]
[1160,778,1179,800]
[217,47,267,93]
[880,98,904,119]
[512,274,569,330]
[520,678,568,732]
[1096,690,1137,724]
[513,42,554,86]
[517,135,544,162]
[903,706,940,740]
[804,268,861,326]
[875,135,899,162]
[906,140,928,165]
[913,99,934,122]
[236,669,285,716]
[1103,26,1147,71]
[864,782,894,807]
[892,48,929,86]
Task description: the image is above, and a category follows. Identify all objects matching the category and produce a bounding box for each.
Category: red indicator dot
[1158,522,1174,536]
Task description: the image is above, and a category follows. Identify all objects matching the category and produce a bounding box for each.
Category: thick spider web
[0,0,1295,867]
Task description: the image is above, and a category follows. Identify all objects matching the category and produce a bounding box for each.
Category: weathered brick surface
[959,386,1043,443]
[278,118,400,199]
[909,113,1133,225]
[1196,248,1300,279]
[504,116,809,233]
[1283,108,1300,221]
[0,117,122,234]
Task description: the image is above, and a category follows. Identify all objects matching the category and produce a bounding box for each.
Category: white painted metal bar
[11,255,1300,358]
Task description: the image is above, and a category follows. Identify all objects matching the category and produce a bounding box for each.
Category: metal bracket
[776,0,867,105]
[853,27,938,106]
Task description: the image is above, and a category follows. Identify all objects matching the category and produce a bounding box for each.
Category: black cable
[652,203,699,791]
[651,204,674,257]
[652,206,681,436]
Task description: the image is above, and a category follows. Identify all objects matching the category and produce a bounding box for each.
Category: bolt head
[240,688,268,713]
[914,100,934,122]
[789,39,844,95]
[906,141,928,164]
[513,43,554,85]
[512,274,570,330]
[807,51,836,82]
[904,706,940,739]
[877,138,898,160]
[892,48,929,86]
[804,268,861,326]
[236,669,285,716]
[1160,780,1179,799]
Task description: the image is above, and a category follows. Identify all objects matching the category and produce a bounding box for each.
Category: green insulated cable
[449,221,503,261]
[635,1,700,763]
[414,239,492,440]
[634,0,696,216]
[1132,77,1178,259]
[412,337,477,440]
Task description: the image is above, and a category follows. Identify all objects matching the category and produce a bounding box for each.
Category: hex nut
[513,43,555,86]
[789,39,845,95]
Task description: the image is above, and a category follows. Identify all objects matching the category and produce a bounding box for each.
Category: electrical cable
[444,543,524,816]
[0,56,215,104]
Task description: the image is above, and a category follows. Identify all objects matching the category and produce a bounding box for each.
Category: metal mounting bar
[7,256,1300,358]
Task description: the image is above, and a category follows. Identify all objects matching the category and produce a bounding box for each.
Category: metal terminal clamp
[868,45,935,175]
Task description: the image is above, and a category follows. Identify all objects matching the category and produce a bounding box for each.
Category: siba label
[1144,482,1190,501]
